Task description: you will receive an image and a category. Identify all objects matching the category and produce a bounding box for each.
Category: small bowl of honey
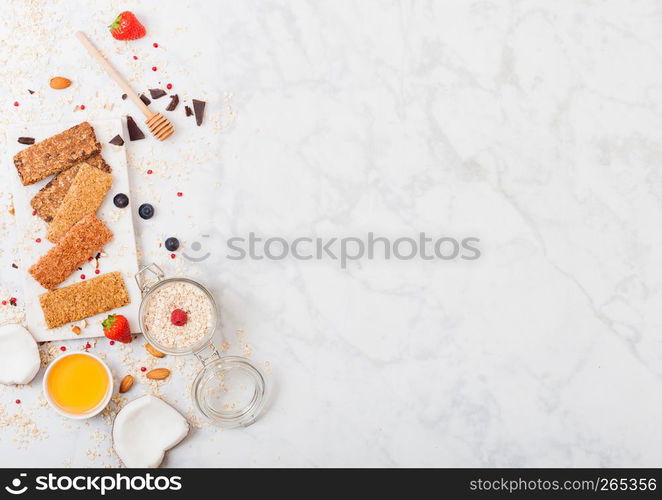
[43,351,113,419]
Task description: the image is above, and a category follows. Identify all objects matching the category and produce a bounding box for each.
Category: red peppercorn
[166,83,172,90]
[80,274,86,280]
[147,169,153,174]
[177,192,183,197]
[15,399,20,404]
[140,367,147,372]
[153,42,159,48]
[13,101,19,107]
[60,346,66,352]
[35,238,41,243]
[95,269,100,275]
[80,105,86,110]
[109,340,115,345]
[152,66,157,71]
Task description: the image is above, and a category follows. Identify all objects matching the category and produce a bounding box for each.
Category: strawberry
[109,11,146,41]
[102,314,132,343]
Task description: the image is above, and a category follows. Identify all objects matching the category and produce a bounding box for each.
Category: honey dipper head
[145,113,174,141]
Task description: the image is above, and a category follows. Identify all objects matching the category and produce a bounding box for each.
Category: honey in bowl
[45,352,111,417]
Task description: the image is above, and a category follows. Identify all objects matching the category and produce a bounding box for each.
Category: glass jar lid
[191,355,269,428]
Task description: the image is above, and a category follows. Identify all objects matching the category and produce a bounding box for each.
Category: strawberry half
[102,314,132,343]
[109,11,146,41]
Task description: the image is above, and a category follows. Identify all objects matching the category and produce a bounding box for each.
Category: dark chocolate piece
[28,89,35,95]
[121,93,127,100]
[126,116,145,141]
[165,94,179,111]
[11,263,18,269]
[18,137,35,145]
[109,134,125,146]
[192,99,206,126]
[149,88,167,100]
[139,94,151,106]
[185,105,193,117]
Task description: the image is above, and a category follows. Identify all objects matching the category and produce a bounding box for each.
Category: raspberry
[80,105,86,110]
[13,101,19,107]
[35,238,41,243]
[171,309,187,326]
[15,399,20,404]
[166,83,172,90]
[95,269,100,275]
[152,66,157,71]
[133,55,138,60]
[109,340,115,345]
[141,366,147,372]
[85,343,91,349]
[170,253,176,259]
[80,274,86,280]
[153,42,159,48]
[177,192,183,197]
[60,346,66,351]
[147,169,153,174]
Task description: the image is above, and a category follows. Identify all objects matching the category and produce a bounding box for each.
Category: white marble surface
[1,0,662,467]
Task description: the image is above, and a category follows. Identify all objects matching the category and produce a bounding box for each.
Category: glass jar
[136,263,269,428]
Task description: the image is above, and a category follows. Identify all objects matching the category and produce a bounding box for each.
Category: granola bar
[29,215,113,290]
[46,163,112,243]
[13,122,101,186]
[30,154,111,222]
[39,272,130,329]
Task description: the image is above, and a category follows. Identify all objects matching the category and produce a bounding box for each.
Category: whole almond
[50,76,72,89]
[119,375,134,393]
[145,343,165,358]
[146,368,170,380]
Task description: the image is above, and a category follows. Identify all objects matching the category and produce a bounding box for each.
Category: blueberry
[113,193,129,208]
[138,203,154,220]
[165,237,180,251]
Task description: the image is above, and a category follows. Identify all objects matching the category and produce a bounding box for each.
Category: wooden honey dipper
[76,31,174,141]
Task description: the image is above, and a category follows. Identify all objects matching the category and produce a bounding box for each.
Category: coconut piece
[113,395,189,468]
[0,324,40,385]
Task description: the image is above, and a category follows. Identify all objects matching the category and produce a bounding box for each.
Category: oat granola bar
[29,215,113,290]
[30,154,111,222]
[13,122,101,186]
[46,163,112,243]
[39,272,130,329]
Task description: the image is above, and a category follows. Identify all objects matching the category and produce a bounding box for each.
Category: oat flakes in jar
[136,264,269,428]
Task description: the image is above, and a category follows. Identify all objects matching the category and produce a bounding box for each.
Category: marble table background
[0,0,661,467]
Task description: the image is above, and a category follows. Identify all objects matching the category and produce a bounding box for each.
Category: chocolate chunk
[149,88,167,100]
[192,99,206,126]
[109,134,125,146]
[11,263,18,269]
[121,93,127,100]
[165,94,179,112]
[126,116,145,141]
[185,105,193,117]
[28,89,35,95]
[17,137,35,145]
[139,94,151,106]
